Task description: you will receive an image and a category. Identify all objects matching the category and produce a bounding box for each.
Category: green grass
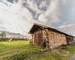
[30,49,70,60]
[0,40,75,60]
[0,40,41,60]
[64,44,75,54]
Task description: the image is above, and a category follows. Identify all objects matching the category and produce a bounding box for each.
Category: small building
[29,23,74,49]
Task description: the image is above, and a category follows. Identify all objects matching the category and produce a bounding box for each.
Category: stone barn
[29,23,74,49]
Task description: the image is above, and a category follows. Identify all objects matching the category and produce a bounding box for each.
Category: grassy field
[0,40,75,60]
[0,40,42,60]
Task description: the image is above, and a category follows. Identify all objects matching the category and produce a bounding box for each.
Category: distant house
[29,21,74,49]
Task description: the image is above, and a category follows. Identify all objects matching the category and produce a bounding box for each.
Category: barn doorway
[42,38,49,48]
[42,29,49,48]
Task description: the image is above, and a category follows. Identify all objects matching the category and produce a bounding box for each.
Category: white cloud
[58,24,75,36]
[0,0,75,36]
[58,24,75,29]
[0,0,34,35]
[39,0,61,25]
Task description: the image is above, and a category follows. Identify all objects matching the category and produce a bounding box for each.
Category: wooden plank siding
[30,24,74,49]
[47,30,67,48]
[31,29,67,49]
